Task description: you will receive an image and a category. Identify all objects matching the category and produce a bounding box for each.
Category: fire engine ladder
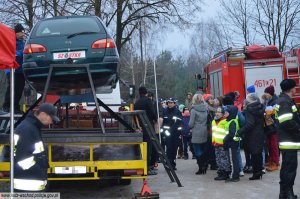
[135,111,183,187]
[286,61,300,101]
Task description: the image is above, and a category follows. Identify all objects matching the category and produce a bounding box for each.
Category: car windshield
[34,17,105,37]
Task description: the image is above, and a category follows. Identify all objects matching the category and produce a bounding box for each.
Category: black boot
[195,156,206,175]
[214,171,227,180]
[279,185,297,199]
[249,171,263,180]
[290,187,298,199]
[286,189,297,199]
[195,156,202,175]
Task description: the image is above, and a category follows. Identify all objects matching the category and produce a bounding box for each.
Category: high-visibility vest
[212,119,227,145]
[224,119,240,142]
[14,179,47,191]
[14,134,47,191]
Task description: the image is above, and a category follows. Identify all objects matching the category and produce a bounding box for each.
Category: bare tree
[0,0,41,29]
[254,0,300,51]
[218,0,300,50]
[191,20,228,62]
[219,0,254,46]
[40,0,72,17]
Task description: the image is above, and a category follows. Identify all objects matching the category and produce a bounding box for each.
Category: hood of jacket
[191,103,207,113]
[225,105,238,121]
[247,101,265,116]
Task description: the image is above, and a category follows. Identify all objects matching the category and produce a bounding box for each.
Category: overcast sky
[160,0,220,53]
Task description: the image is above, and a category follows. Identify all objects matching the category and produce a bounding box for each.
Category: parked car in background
[23,15,119,95]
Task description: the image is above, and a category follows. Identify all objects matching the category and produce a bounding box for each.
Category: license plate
[53,51,86,60]
[54,166,86,174]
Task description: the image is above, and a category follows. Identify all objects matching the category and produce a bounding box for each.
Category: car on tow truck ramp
[22,15,119,95]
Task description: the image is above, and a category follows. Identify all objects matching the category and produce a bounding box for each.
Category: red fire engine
[204,45,300,105]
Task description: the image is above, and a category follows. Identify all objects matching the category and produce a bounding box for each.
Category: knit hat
[14,23,24,33]
[264,85,275,96]
[179,104,185,112]
[246,93,260,104]
[280,79,296,92]
[246,85,255,93]
[138,86,147,95]
[203,94,213,102]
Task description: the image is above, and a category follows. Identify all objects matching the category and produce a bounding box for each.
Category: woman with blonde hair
[189,94,208,174]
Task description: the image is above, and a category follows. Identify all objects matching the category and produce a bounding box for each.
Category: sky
[160,0,220,53]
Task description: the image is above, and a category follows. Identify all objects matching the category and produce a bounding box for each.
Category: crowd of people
[134,78,300,199]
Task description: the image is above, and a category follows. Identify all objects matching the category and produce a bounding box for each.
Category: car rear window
[34,17,105,37]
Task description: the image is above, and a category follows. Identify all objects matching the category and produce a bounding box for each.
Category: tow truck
[0,20,181,197]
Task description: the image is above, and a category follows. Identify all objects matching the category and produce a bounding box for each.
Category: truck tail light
[123,169,144,176]
[92,38,116,49]
[23,44,47,54]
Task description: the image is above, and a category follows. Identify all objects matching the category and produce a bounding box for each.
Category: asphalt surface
[1,152,300,199]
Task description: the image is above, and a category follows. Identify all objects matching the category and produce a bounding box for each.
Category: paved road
[1,153,300,199]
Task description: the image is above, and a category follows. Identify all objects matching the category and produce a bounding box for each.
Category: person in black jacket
[238,93,265,181]
[134,87,157,175]
[276,79,300,199]
[161,97,183,170]
[14,103,60,192]
[223,105,240,182]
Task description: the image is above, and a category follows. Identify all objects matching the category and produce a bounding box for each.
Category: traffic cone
[134,180,159,199]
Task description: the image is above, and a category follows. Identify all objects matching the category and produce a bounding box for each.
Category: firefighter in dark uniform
[160,98,183,170]
[275,79,300,199]
[14,103,60,192]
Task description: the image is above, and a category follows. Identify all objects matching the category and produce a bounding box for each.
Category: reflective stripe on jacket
[14,179,47,191]
[212,119,227,146]
[275,93,300,150]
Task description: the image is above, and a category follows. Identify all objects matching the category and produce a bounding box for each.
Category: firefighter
[161,97,182,170]
[14,103,60,192]
[275,79,300,199]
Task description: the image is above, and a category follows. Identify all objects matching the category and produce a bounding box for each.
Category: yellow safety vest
[212,119,227,145]
[224,119,240,142]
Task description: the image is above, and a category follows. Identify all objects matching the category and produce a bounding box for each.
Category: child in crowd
[182,107,194,160]
[212,106,231,180]
[223,105,240,182]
